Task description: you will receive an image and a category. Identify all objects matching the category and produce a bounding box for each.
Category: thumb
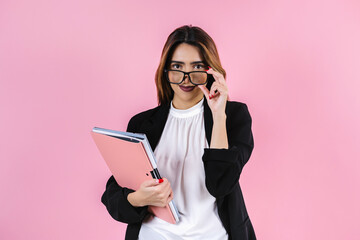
[142,178,160,188]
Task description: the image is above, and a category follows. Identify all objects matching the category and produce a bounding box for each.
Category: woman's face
[168,43,207,109]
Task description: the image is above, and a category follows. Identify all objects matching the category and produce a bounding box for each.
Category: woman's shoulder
[226,100,252,118]
[126,104,167,132]
[131,105,162,120]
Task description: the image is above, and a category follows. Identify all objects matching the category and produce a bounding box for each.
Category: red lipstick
[179,85,195,92]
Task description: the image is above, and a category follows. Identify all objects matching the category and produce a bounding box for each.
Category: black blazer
[101,96,257,240]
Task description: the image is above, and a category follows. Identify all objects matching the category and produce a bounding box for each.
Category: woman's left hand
[198,67,228,118]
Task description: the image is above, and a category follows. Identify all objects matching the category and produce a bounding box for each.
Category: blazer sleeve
[202,102,254,198]
[100,116,149,224]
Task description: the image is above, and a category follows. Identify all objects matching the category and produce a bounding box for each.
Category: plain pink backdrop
[1,0,359,239]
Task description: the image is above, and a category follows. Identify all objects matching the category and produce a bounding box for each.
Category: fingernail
[209,95,212,99]
[158,179,164,183]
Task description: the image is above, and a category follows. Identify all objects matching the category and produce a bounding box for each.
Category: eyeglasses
[164,69,209,85]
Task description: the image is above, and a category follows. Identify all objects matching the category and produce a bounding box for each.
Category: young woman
[101,25,256,240]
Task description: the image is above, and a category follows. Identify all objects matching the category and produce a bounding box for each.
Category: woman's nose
[183,74,190,84]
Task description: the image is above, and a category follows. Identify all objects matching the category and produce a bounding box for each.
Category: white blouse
[138,98,228,240]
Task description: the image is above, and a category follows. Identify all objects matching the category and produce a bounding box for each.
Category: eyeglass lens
[168,71,207,85]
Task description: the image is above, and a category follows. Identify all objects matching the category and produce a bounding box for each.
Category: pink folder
[91,127,179,224]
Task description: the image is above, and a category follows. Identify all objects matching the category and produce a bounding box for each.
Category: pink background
[1,0,359,239]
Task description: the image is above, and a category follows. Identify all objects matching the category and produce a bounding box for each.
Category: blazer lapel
[139,102,170,151]
[203,96,213,145]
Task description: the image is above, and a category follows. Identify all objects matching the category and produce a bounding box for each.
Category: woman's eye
[171,64,180,69]
[195,64,205,69]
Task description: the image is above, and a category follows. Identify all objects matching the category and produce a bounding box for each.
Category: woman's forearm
[209,113,228,149]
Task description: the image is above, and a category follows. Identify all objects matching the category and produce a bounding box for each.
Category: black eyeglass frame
[164,69,209,86]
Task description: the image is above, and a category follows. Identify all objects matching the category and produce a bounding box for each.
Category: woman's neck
[172,94,204,110]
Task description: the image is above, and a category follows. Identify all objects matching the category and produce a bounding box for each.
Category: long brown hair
[155,25,226,105]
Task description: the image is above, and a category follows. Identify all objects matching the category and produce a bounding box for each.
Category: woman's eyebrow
[170,60,205,64]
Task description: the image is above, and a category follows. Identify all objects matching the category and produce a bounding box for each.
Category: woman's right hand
[127,178,173,208]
